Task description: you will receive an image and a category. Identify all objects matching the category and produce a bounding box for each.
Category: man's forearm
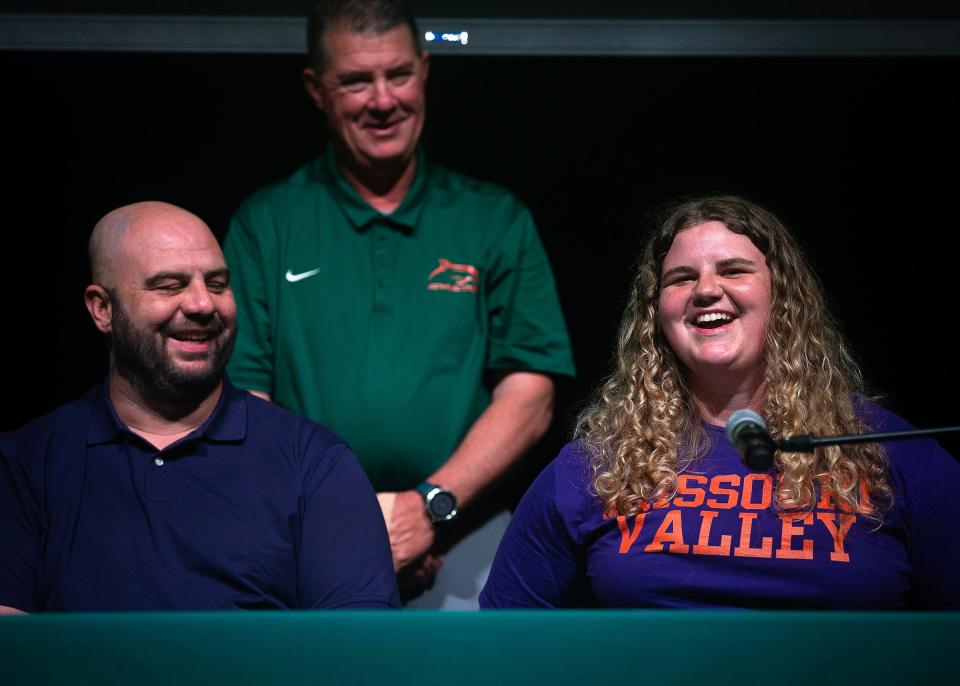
[377,371,555,571]
[427,371,555,507]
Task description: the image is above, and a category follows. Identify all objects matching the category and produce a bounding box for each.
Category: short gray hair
[307,0,421,71]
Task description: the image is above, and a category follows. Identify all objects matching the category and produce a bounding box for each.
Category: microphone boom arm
[779,425,960,453]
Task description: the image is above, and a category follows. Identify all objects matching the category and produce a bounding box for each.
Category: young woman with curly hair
[481,196,960,609]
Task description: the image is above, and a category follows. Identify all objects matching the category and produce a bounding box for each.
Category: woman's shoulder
[551,440,594,489]
[855,398,960,489]
[522,441,598,524]
[854,397,914,433]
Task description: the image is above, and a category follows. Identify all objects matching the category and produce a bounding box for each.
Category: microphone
[726,410,960,470]
[725,409,777,471]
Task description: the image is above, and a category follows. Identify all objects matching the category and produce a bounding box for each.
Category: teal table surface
[1,610,956,685]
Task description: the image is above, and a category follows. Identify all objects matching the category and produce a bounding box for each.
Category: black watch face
[430,492,457,519]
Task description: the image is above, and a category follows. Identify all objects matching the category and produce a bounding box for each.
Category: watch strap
[415,481,439,499]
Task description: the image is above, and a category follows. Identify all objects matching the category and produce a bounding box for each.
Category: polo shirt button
[154,457,164,466]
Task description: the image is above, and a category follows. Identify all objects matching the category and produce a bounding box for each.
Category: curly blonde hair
[576,196,891,519]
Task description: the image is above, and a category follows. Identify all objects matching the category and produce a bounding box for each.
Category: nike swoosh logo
[285,267,321,283]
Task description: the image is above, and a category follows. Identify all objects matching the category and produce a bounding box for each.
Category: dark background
[3,1,959,18]
[0,0,960,20]
[2,20,959,464]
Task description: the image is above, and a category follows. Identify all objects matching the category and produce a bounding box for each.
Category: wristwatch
[415,481,459,523]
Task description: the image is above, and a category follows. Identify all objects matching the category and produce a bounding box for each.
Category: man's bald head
[89,201,212,288]
[84,200,236,409]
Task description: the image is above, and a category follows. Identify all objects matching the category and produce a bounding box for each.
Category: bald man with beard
[0,202,399,613]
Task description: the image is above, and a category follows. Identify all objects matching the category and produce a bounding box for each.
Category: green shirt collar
[320,146,428,233]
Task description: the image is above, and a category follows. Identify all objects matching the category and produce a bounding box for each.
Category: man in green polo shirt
[224,0,574,607]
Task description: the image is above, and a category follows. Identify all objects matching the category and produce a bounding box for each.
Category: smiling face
[658,221,772,386]
[304,25,428,175]
[104,208,237,400]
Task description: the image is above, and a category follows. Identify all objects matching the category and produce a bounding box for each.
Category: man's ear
[84,285,113,334]
[303,67,326,112]
[420,51,430,83]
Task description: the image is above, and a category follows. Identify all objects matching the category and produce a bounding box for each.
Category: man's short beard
[109,291,235,407]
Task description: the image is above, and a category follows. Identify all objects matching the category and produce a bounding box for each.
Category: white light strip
[1,15,959,56]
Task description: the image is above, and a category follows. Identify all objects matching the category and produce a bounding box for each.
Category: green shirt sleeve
[485,203,575,379]
[223,200,276,395]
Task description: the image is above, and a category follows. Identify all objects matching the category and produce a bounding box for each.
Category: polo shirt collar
[201,377,248,443]
[87,376,247,446]
[322,145,428,233]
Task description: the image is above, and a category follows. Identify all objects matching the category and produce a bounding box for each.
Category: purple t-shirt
[480,404,960,609]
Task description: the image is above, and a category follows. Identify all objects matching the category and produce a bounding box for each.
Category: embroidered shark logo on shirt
[285,267,321,283]
[426,258,479,293]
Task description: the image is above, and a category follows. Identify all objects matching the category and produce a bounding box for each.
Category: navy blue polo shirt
[0,378,399,611]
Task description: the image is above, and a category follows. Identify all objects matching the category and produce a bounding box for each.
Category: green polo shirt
[224,148,574,491]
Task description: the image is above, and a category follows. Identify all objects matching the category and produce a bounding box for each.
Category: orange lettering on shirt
[733,512,773,558]
[706,474,740,509]
[818,477,875,514]
[816,484,836,510]
[673,474,707,507]
[741,473,773,510]
[692,510,732,556]
[617,514,647,554]
[816,484,853,512]
[776,513,815,559]
[817,512,856,562]
[644,510,689,554]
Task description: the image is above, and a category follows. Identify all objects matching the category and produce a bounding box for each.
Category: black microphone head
[726,409,777,471]
[744,442,775,471]
[725,408,767,448]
